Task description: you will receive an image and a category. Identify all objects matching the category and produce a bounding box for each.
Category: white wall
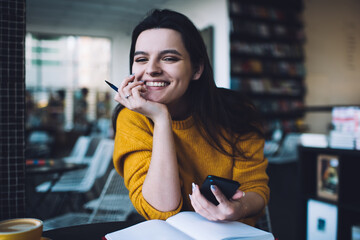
[109,32,131,86]
[303,0,360,133]
[163,0,230,88]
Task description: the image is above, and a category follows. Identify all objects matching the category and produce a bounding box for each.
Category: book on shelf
[104,211,274,240]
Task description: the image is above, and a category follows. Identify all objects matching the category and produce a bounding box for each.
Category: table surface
[26,159,87,175]
[43,221,135,240]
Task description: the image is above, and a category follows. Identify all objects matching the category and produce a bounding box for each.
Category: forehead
[135,28,187,52]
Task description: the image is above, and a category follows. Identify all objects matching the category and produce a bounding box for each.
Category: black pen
[105,80,118,92]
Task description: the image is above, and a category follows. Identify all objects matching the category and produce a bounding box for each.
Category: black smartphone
[199,175,241,205]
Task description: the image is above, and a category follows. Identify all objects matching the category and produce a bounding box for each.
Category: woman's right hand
[114,74,169,122]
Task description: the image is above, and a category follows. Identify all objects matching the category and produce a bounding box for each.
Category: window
[25,33,112,132]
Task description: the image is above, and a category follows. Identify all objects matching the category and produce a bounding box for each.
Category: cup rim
[0,218,43,234]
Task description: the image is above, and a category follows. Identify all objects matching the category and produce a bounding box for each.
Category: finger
[131,84,146,98]
[123,85,143,104]
[192,183,216,209]
[117,75,136,100]
[114,78,139,104]
[120,74,136,89]
[114,93,125,104]
[125,86,141,104]
[124,93,132,100]
[190,194,217,221]
[127,80,144,89]
[189,194,201,213]
[191,184,209,210]
[210,185,228,205]
[123,80,144,100]
[191,183,217,220]
[231,190,245,200]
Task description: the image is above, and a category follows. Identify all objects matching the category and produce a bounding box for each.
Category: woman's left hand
[189,183,246,221]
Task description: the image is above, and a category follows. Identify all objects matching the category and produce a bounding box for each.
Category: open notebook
[105,211,274,240]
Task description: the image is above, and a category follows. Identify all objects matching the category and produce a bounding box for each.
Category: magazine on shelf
[104,211,274,240]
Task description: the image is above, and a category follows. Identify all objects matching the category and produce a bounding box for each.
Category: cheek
[176,69,193,83]
[131,65,137,74]
[132,64,143,75]
[177,64,194,80]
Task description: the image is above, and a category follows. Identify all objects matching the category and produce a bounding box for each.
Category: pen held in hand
[105,80,118,92]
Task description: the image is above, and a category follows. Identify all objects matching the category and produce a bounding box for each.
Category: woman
[112,9,269,226]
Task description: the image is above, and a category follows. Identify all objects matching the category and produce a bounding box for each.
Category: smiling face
[132,28,202,116]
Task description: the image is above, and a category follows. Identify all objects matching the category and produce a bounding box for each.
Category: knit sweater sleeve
[233,134,270,225]
[113,108,183,220]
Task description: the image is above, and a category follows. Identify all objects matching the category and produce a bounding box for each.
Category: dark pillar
[0,0,26,220]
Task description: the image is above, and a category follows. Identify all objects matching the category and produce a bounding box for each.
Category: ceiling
[26,0,172,34]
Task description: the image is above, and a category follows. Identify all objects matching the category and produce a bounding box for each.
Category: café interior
[1,0,360,239]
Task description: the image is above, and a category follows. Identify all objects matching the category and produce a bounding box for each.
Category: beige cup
[0,218,43,240]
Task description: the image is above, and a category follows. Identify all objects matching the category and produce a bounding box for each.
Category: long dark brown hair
[113,9,264,158]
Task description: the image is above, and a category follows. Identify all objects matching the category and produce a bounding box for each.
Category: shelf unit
[298,146,360,240]
[228,0,306,138]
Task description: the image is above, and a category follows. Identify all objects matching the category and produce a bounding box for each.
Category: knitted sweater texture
[113,108,269,226]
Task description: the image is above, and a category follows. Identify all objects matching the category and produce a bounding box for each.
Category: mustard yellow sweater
[113,108,269,226]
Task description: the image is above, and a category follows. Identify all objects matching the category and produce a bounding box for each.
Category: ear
[192,63,204,81]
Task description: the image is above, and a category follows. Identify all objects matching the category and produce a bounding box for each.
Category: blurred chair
[36,138,114,212]
[255,205,272,233]
[81,136,102,164]
[267,133,301,164]
[86,169,135,222]
[42,169,135,231]
[64,136,102,164]
[36,138,114,193]
[63,136,91,163]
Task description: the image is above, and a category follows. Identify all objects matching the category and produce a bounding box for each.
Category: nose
[145,59,162,76]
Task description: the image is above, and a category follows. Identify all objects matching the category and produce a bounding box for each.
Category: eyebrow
[134,49,183,57]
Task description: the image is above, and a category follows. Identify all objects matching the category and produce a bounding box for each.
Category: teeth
[146,82,167,87]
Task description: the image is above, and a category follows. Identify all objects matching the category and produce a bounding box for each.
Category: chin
[142,94,164,103]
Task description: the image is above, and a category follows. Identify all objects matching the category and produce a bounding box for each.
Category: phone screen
[199,175,241,205]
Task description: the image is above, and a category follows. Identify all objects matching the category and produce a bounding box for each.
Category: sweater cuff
[139,194,183,220]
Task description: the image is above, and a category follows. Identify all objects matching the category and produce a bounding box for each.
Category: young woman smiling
[112,9,269,226]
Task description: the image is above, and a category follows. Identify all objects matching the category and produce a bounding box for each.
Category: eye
[134,57,148,63]
[163,56,179,62]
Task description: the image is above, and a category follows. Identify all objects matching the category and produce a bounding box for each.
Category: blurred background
[1,0,359,239]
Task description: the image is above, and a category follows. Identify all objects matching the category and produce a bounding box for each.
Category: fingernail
[189,194,192,200]
[210,185,216,191]
[192,183,196,191]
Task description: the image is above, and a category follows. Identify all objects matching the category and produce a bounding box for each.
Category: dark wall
[0,0,26,220]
